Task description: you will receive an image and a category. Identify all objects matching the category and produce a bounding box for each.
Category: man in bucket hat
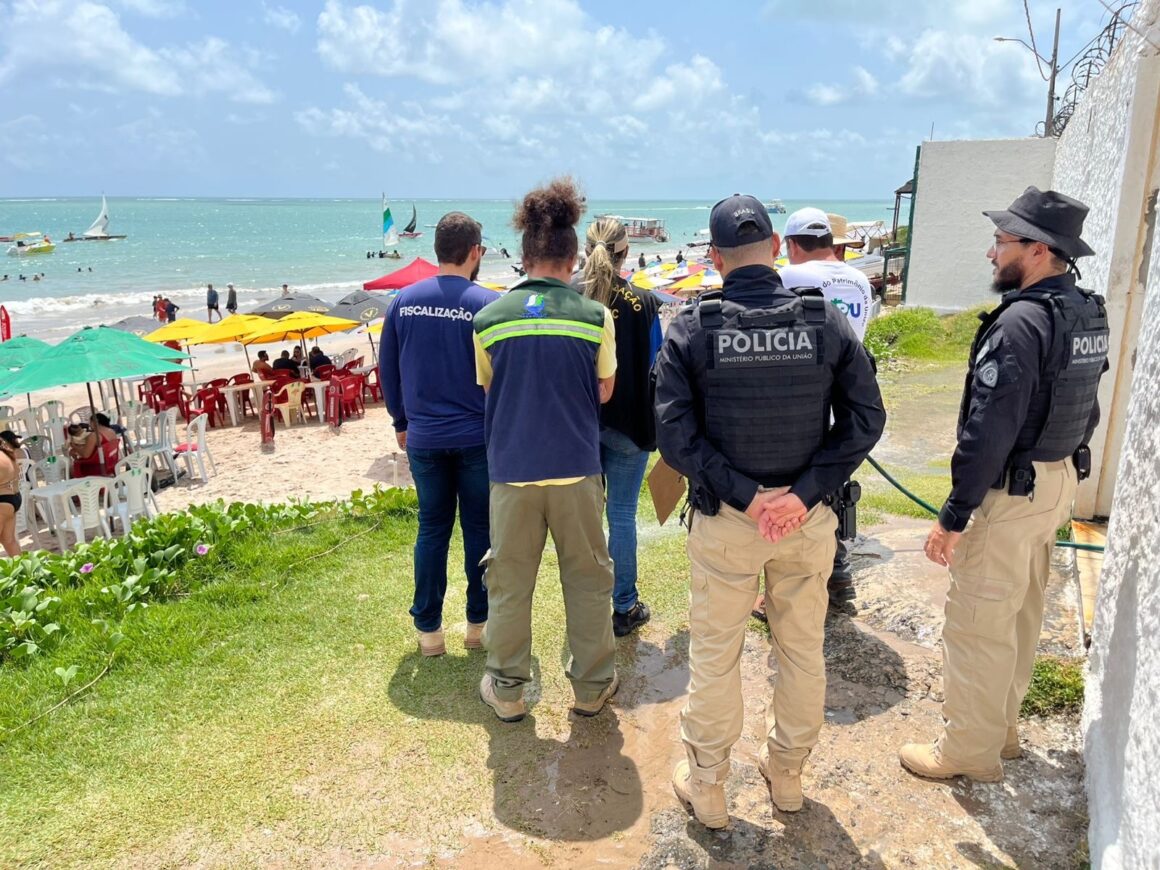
[900,187,1109,781]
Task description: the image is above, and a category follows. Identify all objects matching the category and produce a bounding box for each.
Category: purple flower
[80,563,94,574]
[194,544,210,556]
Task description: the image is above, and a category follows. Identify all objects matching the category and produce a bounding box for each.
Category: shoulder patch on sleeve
[977,359,999,388]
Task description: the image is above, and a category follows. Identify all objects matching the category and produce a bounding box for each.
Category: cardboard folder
[647,458,687,526]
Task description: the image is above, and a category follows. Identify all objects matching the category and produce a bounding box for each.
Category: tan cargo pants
[483,476,617,705]
[939,459,1077,766]
[681,501,837,782]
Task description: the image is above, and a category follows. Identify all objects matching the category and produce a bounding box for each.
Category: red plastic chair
[363,366,382,403]
[338,375,365,418]
[313,364,335,380]
[342,357,365,372]
[189,387,223,428]
[228,373,256,418]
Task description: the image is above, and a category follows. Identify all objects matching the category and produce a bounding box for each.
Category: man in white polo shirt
[776,208,875,609]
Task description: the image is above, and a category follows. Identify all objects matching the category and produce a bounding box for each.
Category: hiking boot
[417,628,445,657]
[464,621,486,650]
[758,745,804,812]
[899,742,1003,783]
[613,601,651,637]
[672,760,728,829]
[827,569,856,608]
[573,672,620,717]
[479,674,526,723]
[1001,727,1023,760]
[751,593,767,623]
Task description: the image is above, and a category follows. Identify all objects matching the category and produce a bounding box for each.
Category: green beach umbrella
[0,332,189,409]
[0,335,51,370]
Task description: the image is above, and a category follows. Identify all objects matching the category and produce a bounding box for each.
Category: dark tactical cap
[709,194,774,248]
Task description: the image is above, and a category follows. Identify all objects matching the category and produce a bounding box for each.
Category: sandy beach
[5,326,413,550]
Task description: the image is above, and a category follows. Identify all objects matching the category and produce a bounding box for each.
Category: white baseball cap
[783,208,831,238]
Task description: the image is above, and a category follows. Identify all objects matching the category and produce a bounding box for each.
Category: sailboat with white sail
[62,195,127,242]
[399,203,423,239]
[382,193,399,248]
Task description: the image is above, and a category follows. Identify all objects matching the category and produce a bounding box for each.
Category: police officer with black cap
[654,194,885,828]
[900,187,1109,782]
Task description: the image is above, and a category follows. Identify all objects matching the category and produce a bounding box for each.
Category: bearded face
[990,259,1025,294]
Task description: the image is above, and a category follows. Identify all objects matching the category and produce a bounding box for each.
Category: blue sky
[0,0,1116,199]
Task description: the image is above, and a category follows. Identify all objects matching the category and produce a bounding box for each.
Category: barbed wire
[1046,2,1138,137]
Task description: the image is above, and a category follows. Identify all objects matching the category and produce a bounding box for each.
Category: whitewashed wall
[1069,0,1160,866]
[1052,18,1160,520]
[906,139,1057,311]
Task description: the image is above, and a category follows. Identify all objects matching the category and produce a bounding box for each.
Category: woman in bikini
[0,431,24,557]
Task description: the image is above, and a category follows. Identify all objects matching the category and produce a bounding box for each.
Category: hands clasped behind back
[744,487,809,544]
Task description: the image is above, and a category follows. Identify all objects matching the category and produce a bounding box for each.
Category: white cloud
[0,0,275,103]
[896,29,1042,109]
[110,0,185,16]
[853,66,878,96]
[807,84,845,106]
[263,2,301,34]
[159,38,277,104]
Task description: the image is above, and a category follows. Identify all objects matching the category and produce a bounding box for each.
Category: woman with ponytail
[575,217,662,637]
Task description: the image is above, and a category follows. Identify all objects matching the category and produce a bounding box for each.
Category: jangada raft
[61,195,128,242]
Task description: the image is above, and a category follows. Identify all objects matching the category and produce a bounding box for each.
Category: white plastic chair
[13,473,41,549]
[55,478,112,546]
[44,416,69,453]
[68,406,94,426]
[7,409,40,439]
[33,455,68,485]
[136,406,181,484]
[175,413,217,483]
[114,453,160,514]
[111,468,153,533]
[35,400,64,431]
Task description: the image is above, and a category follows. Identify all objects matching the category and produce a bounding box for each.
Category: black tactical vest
[964,282,1108,466]
[695,289,830,485]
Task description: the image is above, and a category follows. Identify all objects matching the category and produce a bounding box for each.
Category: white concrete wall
[1052,18,1160,520]
[1074,1,1160,866]
[1083,208,1160,870]
[906,139,1057,311]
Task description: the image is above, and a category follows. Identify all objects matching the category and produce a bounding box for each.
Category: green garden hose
[864,456,1105,554]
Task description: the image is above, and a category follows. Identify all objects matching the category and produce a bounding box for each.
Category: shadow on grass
[387,649,643,842]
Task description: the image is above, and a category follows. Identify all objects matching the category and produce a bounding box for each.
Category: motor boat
[6,232,55,256]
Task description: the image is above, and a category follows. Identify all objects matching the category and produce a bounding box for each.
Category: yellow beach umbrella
[145,318,213,343]
[185,314,271,346]
[363,320,384,337]
[241,311,361,345]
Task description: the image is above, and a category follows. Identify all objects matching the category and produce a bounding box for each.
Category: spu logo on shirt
[523,293,547,318]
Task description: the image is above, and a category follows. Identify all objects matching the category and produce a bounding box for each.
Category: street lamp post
[995,7,1062,136]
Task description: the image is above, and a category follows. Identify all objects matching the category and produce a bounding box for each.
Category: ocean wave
[0,279,366,318]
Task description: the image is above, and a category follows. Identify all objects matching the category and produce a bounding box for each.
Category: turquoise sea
[0,197,896,340]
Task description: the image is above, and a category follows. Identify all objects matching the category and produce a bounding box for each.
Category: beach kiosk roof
[363,257,438,291]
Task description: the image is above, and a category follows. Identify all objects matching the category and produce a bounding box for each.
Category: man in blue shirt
[380,212,500,657]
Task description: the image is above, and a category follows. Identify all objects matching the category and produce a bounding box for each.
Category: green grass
[0,497,689,868]
[866,305,989,365]
[1021,656,1085,717]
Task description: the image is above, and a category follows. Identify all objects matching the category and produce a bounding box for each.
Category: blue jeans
[407,444,490,632]
[600,428,650,614]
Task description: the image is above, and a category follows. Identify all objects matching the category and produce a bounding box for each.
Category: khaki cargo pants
[681,501,837,783]
[483,476,617,705]
[939,459,1077,767]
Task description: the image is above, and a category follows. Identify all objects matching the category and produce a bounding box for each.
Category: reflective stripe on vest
[477,317,603,350]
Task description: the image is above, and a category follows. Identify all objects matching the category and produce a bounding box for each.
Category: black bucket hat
[983,186,1095,259]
